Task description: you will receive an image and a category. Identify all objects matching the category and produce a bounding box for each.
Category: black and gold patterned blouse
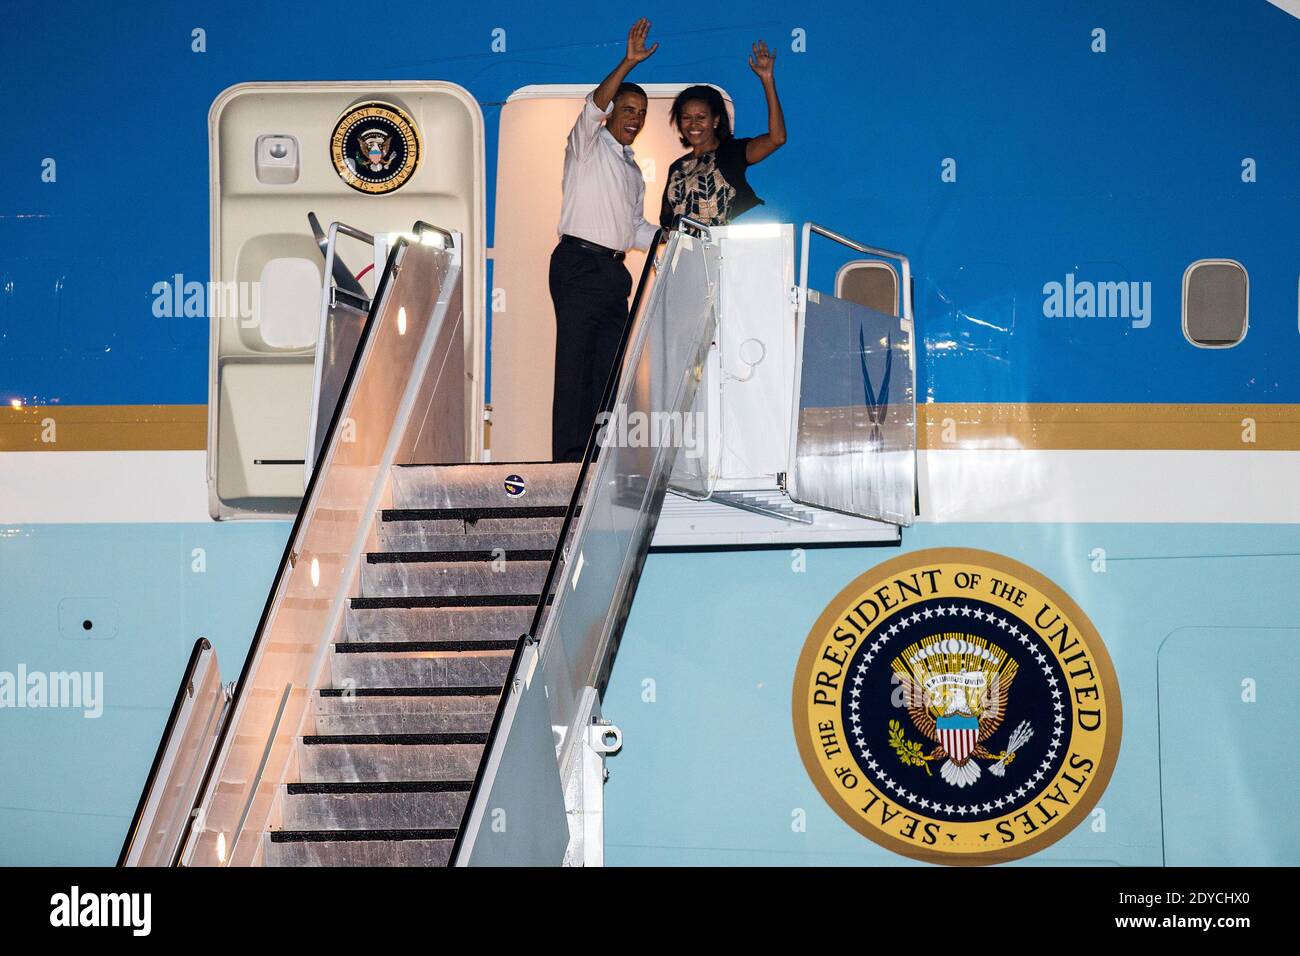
[659,136,763,229]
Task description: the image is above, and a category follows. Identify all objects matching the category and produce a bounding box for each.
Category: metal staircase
[119,219,915,868]
[263,462,577,866]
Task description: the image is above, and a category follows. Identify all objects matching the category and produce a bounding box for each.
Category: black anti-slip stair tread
[351,594,549,609]
[270,828,457,843]
[286,780,474,795]
[319,686,502,698]
[394,460,565,467]
[335,640,518,653]
[302,732,489,745]
[382,506,568,521]
[366,549,555,563]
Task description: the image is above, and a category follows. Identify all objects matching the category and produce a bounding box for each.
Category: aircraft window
[257,257,322,349]
[836,260,899,316]
[1182,259,1248,348]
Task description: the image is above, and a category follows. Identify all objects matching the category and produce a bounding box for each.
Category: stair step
[377,515,566,550]
[280,783,470,831]
[314,709,496,735]
[376,515,467,536]
[329,648,513,689]
[366,549,554,563]
[262,833,453,866]
[287,781,474,793]
[336,640,517,653]
[390,461,579,510]
[313,689,497,735]
[373,530,562,554]
[359,559,550,599]
[297,738,484,782]
[350,594,543,609]
[271,827,457,841]
[318,686,501,698]
[344,605,534,644]
[391,462,579,510]
[303,733,488,745]
[383,506,568,522]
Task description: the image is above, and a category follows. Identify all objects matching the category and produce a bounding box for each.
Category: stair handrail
[527,227,666,648]
[305,220,377,482]
[162,224,464,866]
[117,637,226,867]
[447,226,670,865]
[452,221,722,864]
[170,246,404,865]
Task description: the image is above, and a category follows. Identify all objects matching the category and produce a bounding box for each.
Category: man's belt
[560,234,626,261]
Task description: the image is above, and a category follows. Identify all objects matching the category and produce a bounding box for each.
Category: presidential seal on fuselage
[330,101,421,194]
[792,548,1121,864]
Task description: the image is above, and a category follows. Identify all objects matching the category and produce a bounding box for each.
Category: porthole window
[836,260,899,317]
[1182,259,1248,348]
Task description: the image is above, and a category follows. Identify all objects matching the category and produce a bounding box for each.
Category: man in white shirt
[550,18,660,462]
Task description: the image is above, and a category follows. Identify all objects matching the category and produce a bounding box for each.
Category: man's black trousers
[549,240,632,463]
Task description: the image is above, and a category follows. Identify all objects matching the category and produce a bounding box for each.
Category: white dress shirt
[556,93,658,252]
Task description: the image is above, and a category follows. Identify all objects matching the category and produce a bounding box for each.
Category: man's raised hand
[627,18,658,63]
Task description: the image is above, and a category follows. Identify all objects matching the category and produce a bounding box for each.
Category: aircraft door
[787,225,917,526]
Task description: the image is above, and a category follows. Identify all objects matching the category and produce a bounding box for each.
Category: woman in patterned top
[659,40,787,230]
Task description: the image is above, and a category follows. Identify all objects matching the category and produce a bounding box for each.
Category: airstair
[263,460,576,865]
[119,218,917,866]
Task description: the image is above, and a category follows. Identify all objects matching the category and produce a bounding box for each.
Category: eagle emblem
[891,633,1034,788]
[354,129,396,173]
[330,102,420,194]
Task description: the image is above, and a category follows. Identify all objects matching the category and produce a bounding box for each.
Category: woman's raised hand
[627,18,659,63]
[749,40,776,81]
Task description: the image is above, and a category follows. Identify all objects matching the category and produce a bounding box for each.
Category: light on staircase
[310,557,320,588]
[216,832,227,864]
[397,306,407,335]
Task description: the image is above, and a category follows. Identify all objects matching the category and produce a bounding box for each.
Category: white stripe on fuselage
[0,451,211,523]
[918,449,1300,523]
[4,448,1300,525]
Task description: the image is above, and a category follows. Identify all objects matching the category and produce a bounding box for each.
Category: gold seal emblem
[329,102,421,195]
[792,548,1121,865]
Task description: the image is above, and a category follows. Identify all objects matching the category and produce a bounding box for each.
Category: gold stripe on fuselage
[1,403,1297,452]
[920,403,1300,450]
[0,405,206,451]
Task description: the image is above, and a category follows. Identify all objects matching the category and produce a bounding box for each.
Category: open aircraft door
[206,82,486,519]
[787,224,917,526]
